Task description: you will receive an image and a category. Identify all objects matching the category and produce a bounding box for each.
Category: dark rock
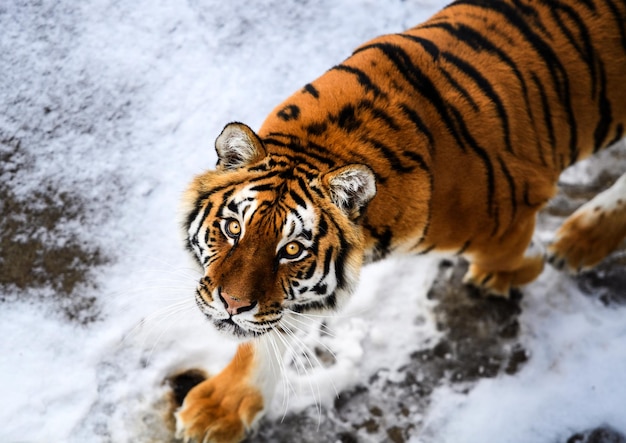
[567,427,626,443]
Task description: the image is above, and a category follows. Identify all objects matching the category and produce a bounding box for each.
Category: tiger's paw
[463,240,545,298]
[462,266,523,298]
[547,174,626,273]
[174,343,266,443]
[174,375,264,443]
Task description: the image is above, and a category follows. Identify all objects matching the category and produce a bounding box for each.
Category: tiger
[174,0,626,441]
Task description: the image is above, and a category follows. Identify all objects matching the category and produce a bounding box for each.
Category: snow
[1,0,625,442]
[419,269,626,443]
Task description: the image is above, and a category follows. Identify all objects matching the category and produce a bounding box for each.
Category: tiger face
[182,123,376,339]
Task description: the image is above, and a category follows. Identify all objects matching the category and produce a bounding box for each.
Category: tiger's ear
[322,164,376,220]
[215,122,266,170]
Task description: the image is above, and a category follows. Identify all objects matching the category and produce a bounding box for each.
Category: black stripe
[399,103,435,155]
[355,42,496,212]
[317,216,329,239]
[186,196,211,233]
[575,0,597,12]
[358,99,401,130]
[455,240,471,256]
[363,224,393,261]
[401,28,476,116]
[541,0,597,95]
[448,105,496,214]
[203,223,212,247]
[302,83,319,98]
[420,22,538,158]
[250,183,274,192]
[281,279,294,300]
[603,0,626,52]
[324,213,352,290]
[530,73,554,167]
[490,204,500,237]
[305,121,328,136]
[541,0,616,155]
[360,135,415,173]
[216,189,234,218]
[395,33,440,60]
[606,124,624,147]
[335,242,350,290]
[311,281,329,295]
[455,0,578,164]
[353,41,471,155]
[593,57,612,152]
[300,228,313,242]
[322,246,334,277]
[277,104,300,121]
[296,176,317,206]
[335,104,361,132]
[442,50,514,154]
[497,156,518,221]
[306,141,332,156]
[331,64,386,98]
[187,200,213,252]
[289,188,307,208]
[401,151,430,173]
[303,261,317,280]
[452,0,579,164]
[291,298,325,313]
[286,220,296,238]
[438,66,480,112]
[510,0,550,35]
[227,200,239,214]
[417,244,436,255]
[262,136,336,168]
[248,163,268,172]
[325,293,337,309]
[245,169,285,184]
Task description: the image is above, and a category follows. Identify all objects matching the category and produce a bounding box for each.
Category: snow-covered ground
[1,1,625,442]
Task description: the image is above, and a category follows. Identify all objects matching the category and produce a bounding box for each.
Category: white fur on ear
[324,164,377,218]
[215,122,266,170]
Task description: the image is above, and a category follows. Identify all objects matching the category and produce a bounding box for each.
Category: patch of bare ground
[0,134,108,324]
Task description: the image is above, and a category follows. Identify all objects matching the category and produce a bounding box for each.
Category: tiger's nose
[219,291,257,316]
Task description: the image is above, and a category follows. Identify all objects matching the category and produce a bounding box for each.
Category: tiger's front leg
[463,245,545,297]
[175,341,280,443]
[462,217,545,297]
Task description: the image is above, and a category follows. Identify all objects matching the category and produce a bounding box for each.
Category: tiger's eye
[225,219,241,238]
[283,241,302,258]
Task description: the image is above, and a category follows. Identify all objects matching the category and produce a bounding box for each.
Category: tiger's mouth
[213,318,263,339]
[194,290,274,339]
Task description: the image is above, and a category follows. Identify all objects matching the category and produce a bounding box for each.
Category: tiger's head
[182,122,376,339]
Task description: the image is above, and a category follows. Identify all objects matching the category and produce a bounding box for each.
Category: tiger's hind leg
[462,217,545,297]
[547,173,626,273]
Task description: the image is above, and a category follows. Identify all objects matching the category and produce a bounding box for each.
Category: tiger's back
[259,0,626,264]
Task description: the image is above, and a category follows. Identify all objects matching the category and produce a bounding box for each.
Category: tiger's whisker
[285,312,339,340]
[282,317,339,400]
[280,322,325,427]
[281,315,340,365]
[120,299,192,345]
[143,304,194,365]
[268,326,298,420]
